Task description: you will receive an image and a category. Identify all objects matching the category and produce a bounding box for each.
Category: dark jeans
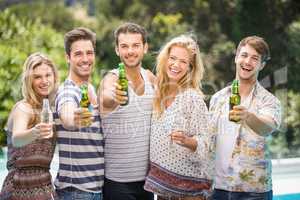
[103,178,154,200]
[56,187,102,200]
[211,189,273,200]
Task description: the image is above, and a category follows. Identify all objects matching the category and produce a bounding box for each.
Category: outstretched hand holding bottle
[114,62,129,106]
[31,123,54,139]
[228,80,252,124]
[73,83,94,127]
[98,62,130,115]
[33,98,54,139]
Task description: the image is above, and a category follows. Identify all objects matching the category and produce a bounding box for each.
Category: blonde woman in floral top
[144,35,214,200]
[210,36,281,200]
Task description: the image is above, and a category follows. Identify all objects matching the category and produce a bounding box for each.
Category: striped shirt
[102,68,154,182]
[54,79,104,193]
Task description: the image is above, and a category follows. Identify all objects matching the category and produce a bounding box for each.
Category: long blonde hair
[153,34,205,118]
[22,52,59,110]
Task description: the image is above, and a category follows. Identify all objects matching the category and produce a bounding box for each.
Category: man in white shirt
[210,36,281,200]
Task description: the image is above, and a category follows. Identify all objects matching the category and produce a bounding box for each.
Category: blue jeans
[56,187,102,200]
[211,189,273,200]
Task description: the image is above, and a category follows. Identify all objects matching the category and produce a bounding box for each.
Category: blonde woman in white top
[144,35,214,200]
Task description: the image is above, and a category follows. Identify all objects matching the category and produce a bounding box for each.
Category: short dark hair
[114,22,147,46]
[64,27,96,55]
[236,36,271,64]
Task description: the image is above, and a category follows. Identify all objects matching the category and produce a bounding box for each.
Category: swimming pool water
[274,193,300,200]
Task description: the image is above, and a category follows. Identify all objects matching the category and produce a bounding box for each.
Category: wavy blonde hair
[22,52,59,110]
[153,34,205,118]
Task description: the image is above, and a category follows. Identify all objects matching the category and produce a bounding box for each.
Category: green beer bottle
[80,83,92,111]
[229,79,241,122]
[118,62,129,106]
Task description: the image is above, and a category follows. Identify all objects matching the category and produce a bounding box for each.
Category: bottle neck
[42,99,50,110]
[232,86,239,94]
[119,68,126,79]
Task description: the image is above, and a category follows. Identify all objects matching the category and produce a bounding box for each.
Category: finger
[80,111,93,118]
[174,140,184,145]
[229,111,235,119]
[233,105,246,111]
[229,110,236,115]
[40,128,52,135]
[80,118,93,127]
[74,110,92,120]
[41,126,52,131]
[229,111,240,121]
[84,117,94,124]
[114,82,122,90]
[171,134,185,141]
[43,133,53,139]
[40,123,53,128]
[42,131,54,138]
[172,137,185,146]
[81,107,90,112]
[171,135,186,144]
[74,107,84,114]
[115,95,128,105]
[115,89,127,96]
[40,130,50,137]
[232,110,242,117]
[35,123,42,129]
[74,108,90,116]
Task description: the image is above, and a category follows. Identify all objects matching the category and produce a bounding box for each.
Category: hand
[170,131,197,151]
[33,122,53,139]
[113,82,128,105]
[229,105,250,123]
[74,107,94,127]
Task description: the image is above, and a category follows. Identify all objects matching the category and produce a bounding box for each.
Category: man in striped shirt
[55,27,104,200]
[98,22,155,200]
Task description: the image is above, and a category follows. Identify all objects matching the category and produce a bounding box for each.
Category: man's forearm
[59,104,77,130]
[245,112,277,136]
[99,91,118,114]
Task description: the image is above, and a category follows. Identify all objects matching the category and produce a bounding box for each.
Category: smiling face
[166,45,191,83]
[235,44,264,83]
[67,39,95,82]
[115,33,148,69]
[32,63,55,98]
